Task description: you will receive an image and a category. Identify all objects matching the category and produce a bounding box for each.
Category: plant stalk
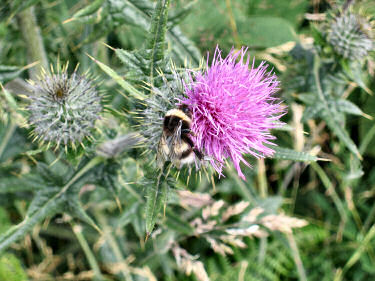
[72,223,104,281]
[17,7,49,79]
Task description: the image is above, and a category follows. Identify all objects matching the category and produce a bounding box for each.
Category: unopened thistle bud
[327,12,373,60]
[27,65,102,148]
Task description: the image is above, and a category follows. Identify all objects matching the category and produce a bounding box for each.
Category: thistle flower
[327,12,373,60]
[182,47,284,180]
[27,65,101,147]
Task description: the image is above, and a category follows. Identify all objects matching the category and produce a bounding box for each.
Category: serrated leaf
[36,162,64,186]
[334,99,364,116]
[0,157,103,253]
[302,103,324,122]
[313,55,361,158]
[87,54,146,100]
[167,26,201,65]
[271,146,318,161]
[81,0,200,65]
[64,194,101,233]
[145,0,170,84]
[296,93,316,105]
[323,113,361,158]
[341,60,372,94]
[26,187,60,217]
[145,170,169,235]
[0,174,45,193]
[115,49,148,83]
[0,193,64,253]
[116,202,141,229]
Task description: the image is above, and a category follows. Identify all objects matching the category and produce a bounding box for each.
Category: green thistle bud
[27,65,102,148]
[327,12,373,60]
[140,68,186,153]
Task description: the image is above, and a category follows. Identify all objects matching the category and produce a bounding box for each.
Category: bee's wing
[157,133,169,168]
[168,121,183,160]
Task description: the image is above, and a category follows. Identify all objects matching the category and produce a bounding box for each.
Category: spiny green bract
[27,66,102,148]
[139,68,187,153]
[327,12,373,60]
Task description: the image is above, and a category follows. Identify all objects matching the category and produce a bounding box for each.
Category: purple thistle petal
[182,46,286,180]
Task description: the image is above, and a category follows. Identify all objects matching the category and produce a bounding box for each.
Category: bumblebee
[157,105,203,168]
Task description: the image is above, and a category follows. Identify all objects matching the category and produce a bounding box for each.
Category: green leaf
[69,0,105,21]
[116,202,141,229]
[238,16,297,48]
[0,157,103,254]
[64,194,101,233]
[0,207,11,234]
[334,99,365,116]
[0,253,28,281]
[167,26,201,65]
[78,0,200,65]
[87,54,146,101]
[165,209,194,235]
[0,192,64,253]
[26,187,60,217]
[341,60,372,94]
[0,174,45,193]
[8,0,41,18]
[145,169,169,236]
[271,146,318,162]
[302,103,324,122]
[0,65,24,84]
[257,196,283,215]
[323,112,361,158]
[115,48,149,83]
[145,0,170,84]
[167,1,196,27]
[313,55,361,159]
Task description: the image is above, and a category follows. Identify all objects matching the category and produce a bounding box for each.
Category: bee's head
[179,104,192,118]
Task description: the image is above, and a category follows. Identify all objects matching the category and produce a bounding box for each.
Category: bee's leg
[182,135,203,160]
[182,135,194,147]
[193,148,203,160]
[181,128,191,134]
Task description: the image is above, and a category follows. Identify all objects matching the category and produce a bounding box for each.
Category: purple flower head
[182,46,285,180]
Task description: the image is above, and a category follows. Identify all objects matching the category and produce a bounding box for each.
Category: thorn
[316,157,332,162]
[101,42,116,51]
[362,113,373,120]
[92,223,103,235]
[115,196,122,212]
[63,18,75,24]
[356,152,363,161]
[145,232,150,243]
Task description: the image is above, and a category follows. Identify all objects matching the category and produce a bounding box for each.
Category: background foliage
[0,0,374,280]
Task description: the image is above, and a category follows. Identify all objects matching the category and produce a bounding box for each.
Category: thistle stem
[287,232,307,281]
[95,211,134,281]
[17,7,49,79]
[257,158,267,198]
[225,0,240,49]
[71,223,104,281]
[59,156,103,196]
